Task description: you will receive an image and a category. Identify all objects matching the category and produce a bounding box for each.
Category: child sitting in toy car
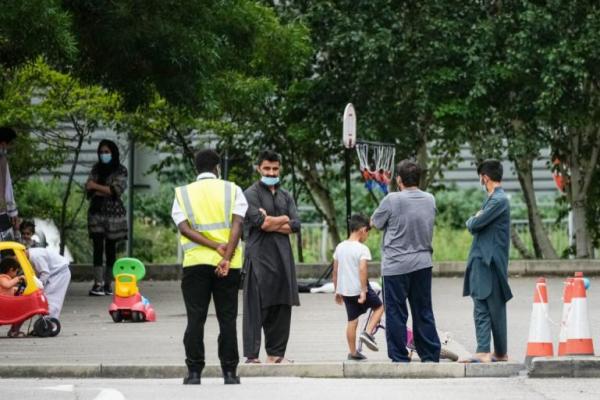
[0,257,25,337]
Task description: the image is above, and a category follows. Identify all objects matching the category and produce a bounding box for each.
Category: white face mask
[480,177,487,192]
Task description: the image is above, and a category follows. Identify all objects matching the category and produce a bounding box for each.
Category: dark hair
[97,139,120,166]
[349,214,370,233]
[195,149,221,173]
[19,219,35,233]
[477,159,503,182]
[94,139,121,182]
[257,150,281,166]
[395,160,421,187]
[0,127,17,143]
[0,249,15,258]
[0,257,20,274]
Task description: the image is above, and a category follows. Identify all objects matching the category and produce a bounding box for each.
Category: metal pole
[126,134,135,257]
[223,148,229,180]
[345,147,352,237]
[320,220,329,263]
[290,149,304,262]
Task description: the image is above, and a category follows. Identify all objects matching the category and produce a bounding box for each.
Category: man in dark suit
[462,159,513,363]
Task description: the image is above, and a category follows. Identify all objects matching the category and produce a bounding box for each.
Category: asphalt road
[1,377,599,400]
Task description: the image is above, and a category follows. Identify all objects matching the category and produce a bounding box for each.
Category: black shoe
[223,371,240,385]
[359,331,379,352]
[347,352,367,361]
[103,283,113,296]
[88,284,105,296]
[183,371,201,385]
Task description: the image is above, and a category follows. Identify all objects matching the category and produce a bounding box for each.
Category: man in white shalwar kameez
[28,247,71,320]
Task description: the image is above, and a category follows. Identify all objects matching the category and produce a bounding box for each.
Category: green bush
[363,224,473,262]
[134,184,177,227]
[131,219,178,263]
[434,187,486,229]
[15,178,91,262]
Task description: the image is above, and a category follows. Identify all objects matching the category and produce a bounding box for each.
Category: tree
[126,2,311,188]
[469,1,600,259]
[586,165,600,250]
[0,58,122,254]
[252,1,476,244]
[539,2,600,258]
[64,0,301,110]
[459,2,561,259]
[0,0,76,71]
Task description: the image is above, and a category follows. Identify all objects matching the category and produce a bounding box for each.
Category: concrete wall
[442,145,557,196]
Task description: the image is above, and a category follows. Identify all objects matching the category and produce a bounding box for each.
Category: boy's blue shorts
[342,285,382,321]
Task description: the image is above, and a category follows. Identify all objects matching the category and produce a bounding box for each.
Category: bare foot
[460,352,492,363]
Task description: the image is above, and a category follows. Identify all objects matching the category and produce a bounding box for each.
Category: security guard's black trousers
[181,265,240,374]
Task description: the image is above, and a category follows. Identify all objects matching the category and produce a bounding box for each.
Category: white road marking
[93,388,126,400]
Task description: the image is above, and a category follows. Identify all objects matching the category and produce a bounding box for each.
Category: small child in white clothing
[333,214,384,361]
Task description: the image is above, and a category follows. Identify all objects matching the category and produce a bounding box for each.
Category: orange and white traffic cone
[565,272,595,356]
[558,277,574,356]
[525,277,554,365]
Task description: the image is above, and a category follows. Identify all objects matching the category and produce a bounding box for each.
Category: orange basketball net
[552,158,567,193]
[356,141,395,193]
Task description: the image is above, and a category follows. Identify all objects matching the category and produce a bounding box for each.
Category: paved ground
[1,377,600,400]
[1,277,598,365]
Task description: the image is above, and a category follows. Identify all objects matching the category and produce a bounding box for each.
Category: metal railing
[510,219,570,258]
[291,219,576,263]
[290,222,331,263]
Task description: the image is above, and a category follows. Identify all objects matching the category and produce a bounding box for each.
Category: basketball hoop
[342,103,356,149]
[356,140,396,195]
[342,103,357,236]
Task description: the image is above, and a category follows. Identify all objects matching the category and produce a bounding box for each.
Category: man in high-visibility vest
[171,149,247,385]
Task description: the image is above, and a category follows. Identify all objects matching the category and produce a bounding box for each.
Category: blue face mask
[261,176,280,186]
[480,177,489,193]
[100,153,112,164]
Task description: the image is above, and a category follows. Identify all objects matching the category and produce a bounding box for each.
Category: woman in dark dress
[86,139,128,296]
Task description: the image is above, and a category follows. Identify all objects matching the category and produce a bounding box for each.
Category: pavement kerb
[464,362,525,378]
[343,362,465,379]
[0,364,102,378]
[0,362,526,379]
[528,357,600,378]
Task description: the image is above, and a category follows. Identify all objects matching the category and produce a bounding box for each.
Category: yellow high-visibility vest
[175,178,242,268]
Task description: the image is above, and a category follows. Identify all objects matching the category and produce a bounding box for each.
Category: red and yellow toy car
[0,241,60,337]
